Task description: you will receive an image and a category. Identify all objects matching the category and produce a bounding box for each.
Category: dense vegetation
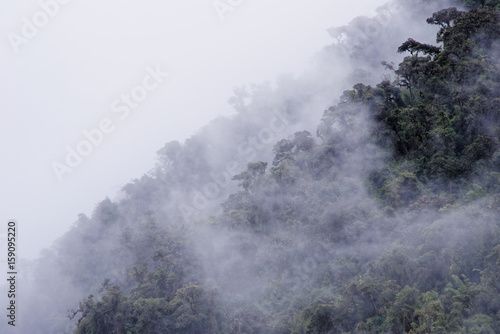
[23,1,500,333]
[68,2,500,333]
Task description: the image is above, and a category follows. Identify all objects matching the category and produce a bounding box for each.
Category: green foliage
[463,314,496,333]
[398,38,441,57]
[170,284,218,333]
[463,0,500,9]
[412,291,447,333]
[232,161,268,191]
[385,286,419,333]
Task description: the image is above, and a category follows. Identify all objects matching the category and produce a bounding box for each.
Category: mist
[0,0,386,261]
[1,0,500,333]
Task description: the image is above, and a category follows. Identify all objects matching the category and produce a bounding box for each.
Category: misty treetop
[14,1,500,333]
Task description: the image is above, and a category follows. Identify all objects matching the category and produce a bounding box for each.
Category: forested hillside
[17,0,500,333]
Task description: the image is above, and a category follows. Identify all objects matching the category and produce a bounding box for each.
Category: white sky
[0,0,387,259]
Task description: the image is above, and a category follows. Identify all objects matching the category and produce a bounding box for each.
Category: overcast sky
[0,0,388,260]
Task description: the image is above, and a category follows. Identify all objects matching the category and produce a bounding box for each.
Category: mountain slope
[12,1,500,333]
